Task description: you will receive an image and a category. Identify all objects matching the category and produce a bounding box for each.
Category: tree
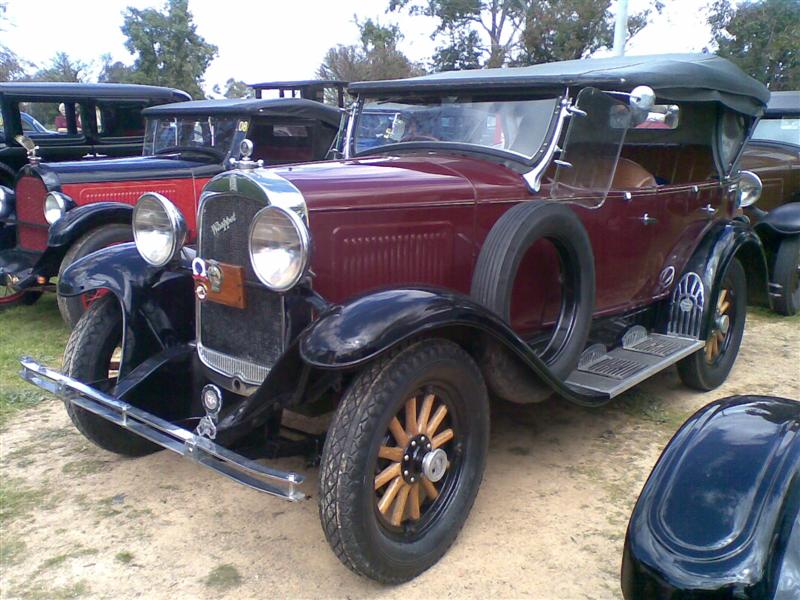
[119,0,217,98]
[98,53,134,83]
[317,17,424,83]
[213,78,253,99]
[514,0,658,65]
[709,0,800,90]
[33,52,88,82]
[390,0,527,69]
[0,2,29,81]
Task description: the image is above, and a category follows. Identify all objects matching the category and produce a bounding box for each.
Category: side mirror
[629,86,656,112]
[738,170,762,208]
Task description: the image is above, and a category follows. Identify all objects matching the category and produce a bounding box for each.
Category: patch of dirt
[1,313,797,599]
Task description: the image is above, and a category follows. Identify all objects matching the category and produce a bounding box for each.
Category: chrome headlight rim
[248,205,310,293]
[0,185,15,220]
[132,192,188,267]
[43,191,73,225]
[738,170,763,209]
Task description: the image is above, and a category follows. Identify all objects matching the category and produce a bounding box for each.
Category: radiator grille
[14,175,49,251]
[197,192,285,383]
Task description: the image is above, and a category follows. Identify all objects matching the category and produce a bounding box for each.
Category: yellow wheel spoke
[405,396,418,436]
[378,446,404,462]
[717,289,728,310]
[432,428,454,449]
[716,330,725,344]
[705,337,715,361]
[391,483,411,526]
[417,393,435,433]
[421,477,439,500]
[374,462,401,490]
[388,417,409,447]
[426,405,448,438]
[378,476,404,514]
[719,300,730,314]
[408,483,421,521]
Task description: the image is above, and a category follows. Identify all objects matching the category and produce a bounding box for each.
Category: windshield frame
[142,113,246,161]
[346,92,564,170]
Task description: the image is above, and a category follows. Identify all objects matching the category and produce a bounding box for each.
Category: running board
[565,329,704,398]
[19,357,305,501]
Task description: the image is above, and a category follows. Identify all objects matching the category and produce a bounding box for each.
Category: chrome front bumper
[19,357,305,501]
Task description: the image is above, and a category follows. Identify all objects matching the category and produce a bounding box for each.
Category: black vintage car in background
[622,394,800,599]
[741,90,800,315]
[0,82,190,187]
[0,91,343,324]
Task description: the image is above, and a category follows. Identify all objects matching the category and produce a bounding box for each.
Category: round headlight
[44,191,72,224]
[738,170,762,209]
[132,192,187,267]
[0,186,14,220]
[249,206,310,292]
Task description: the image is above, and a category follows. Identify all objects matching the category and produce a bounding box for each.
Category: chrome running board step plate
[19,357,305,501]
[565,333,703,398]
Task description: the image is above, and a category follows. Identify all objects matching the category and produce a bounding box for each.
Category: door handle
[699,203,717,216]
[639,213,658,225]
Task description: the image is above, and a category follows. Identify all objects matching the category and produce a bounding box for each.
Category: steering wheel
[402,135,439,142]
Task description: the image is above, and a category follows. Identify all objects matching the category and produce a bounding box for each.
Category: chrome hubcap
[422,448,449,482]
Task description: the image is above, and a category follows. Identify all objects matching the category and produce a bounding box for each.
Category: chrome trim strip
[197,342,270,386]
[19,357,304,501]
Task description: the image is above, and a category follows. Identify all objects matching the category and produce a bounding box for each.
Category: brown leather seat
[612,157,657,189]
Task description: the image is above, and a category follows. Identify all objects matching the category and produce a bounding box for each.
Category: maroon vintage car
[0,90,343,326]
[21,54,772,583]
[740,90,800,315]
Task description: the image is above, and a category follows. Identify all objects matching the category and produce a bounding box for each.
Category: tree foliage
[118,0,217,97]
[515,0,656,65]
[32,52,88,82]
[709,0,800,90]
[317,17,425,83]
[213,78,253,99]
[392,0,661,70]
[0,2,29,81]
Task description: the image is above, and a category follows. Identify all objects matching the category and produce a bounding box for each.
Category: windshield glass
[353,96,559,160]
[752,116,800,146]
[143,116,240,157]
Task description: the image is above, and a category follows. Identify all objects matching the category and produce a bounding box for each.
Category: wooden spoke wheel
[0,281,41,310]
[319,339,490,583]
[704,287,734,365]
[373,389,457,531]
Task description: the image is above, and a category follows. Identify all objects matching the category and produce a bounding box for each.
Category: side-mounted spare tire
[470,201,595,403]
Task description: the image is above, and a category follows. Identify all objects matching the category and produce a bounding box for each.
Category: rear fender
[298,287,608,407]
[683,220,770,338]
[59,242,195,377]
[755,202,800,237]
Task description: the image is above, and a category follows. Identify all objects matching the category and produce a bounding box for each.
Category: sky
[1,0,716,96]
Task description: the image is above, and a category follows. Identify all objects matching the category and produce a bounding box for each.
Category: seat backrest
[611,157,656,189]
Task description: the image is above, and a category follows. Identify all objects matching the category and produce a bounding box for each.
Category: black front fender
[48,202,133,248]
[755,202,800,237]
[684,220,770,334]
[298,287,607,407]
[59,242,195,377]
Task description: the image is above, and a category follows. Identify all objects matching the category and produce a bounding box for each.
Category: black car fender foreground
[621,395,800,599]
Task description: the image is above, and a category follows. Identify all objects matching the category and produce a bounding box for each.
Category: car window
[18,101,82,136]
[354,96,559,161]
[752,116,800,146]
[143,115,239,157]
[96,101,148,138]
[247,120,315,163]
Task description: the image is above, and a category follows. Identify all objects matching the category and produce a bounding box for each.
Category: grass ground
[0,296,69,428]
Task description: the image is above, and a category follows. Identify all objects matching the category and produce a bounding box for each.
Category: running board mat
[565,334,704,398]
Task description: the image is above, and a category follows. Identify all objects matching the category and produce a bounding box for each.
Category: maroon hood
[273,153,532,211]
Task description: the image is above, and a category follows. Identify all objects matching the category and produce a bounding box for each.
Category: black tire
[471,202,595,401]
[57,224,133,328]
[678,259,747,391]
[0,287,42,311]
[772,235,800,316]
[319,339,490,583]
[63,295,159,457]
